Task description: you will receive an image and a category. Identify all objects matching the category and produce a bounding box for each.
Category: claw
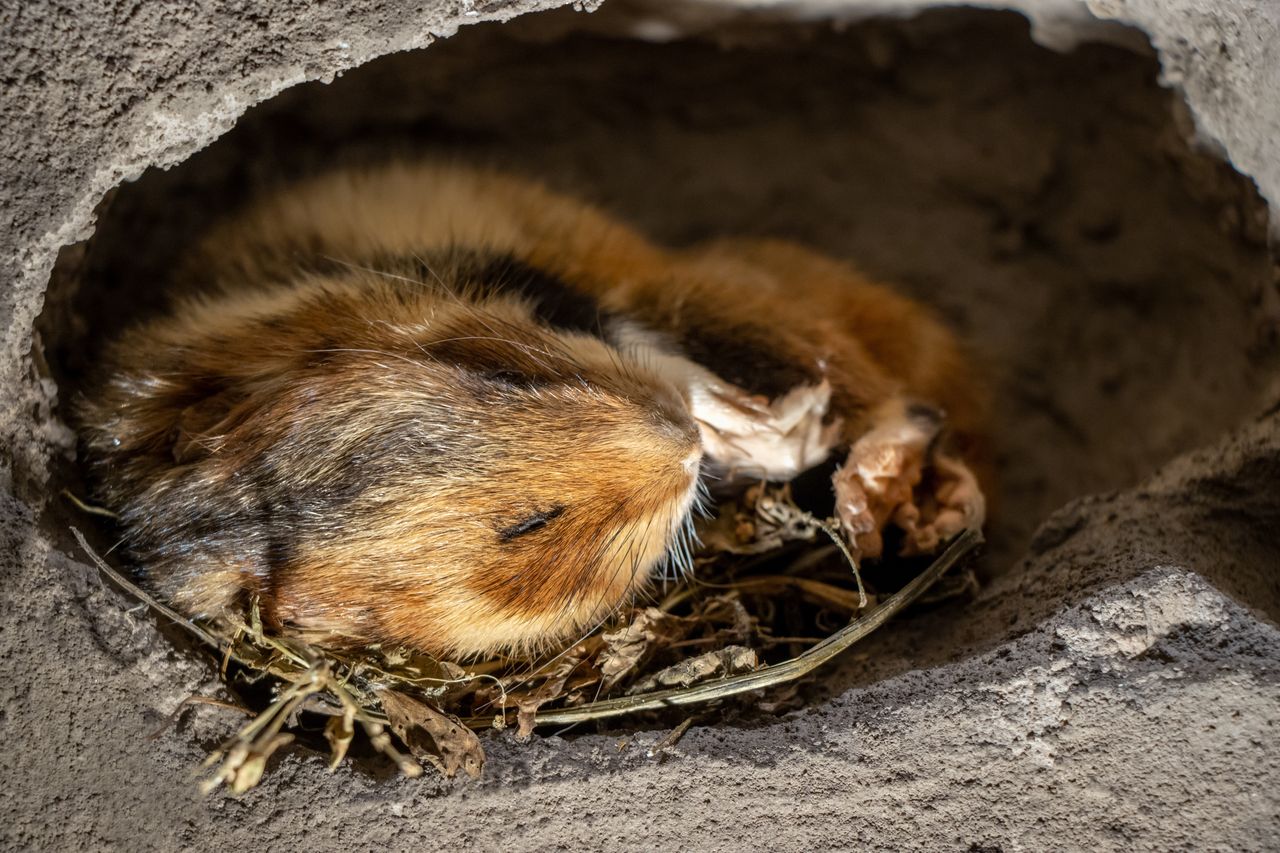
[833,398,985,561]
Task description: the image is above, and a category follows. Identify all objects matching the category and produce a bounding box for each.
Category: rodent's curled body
[80,164,988,659]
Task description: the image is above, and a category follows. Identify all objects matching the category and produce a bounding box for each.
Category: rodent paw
[832,398,984,560]
[832,472,882,559]
[897,453,986,557]
[832,413,931,559]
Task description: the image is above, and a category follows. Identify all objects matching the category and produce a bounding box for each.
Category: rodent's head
[293,293,706,657]
[85,272,705,660]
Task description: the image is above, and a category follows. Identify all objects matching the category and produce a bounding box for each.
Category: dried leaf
[509,667,580,739]
[199,662,332,795]
[495,637,604,736]
[690,594,756,644]
[362,648,468,699]
[598,607,691,689]
[378,689,485,779]
[627,645,759,695]
[364,721,424,779]
[324,711,355,771]
[514,687,561,740]
[697,483,821,554]
[229,733,293,794]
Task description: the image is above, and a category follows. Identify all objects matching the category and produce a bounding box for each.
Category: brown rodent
[78,163,988,660]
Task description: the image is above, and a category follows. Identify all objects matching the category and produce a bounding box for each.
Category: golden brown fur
[79,163,987,659]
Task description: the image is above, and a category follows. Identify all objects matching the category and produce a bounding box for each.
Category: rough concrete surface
[3,1,1280,851]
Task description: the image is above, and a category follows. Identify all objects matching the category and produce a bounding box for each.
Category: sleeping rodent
[78,163,988,660]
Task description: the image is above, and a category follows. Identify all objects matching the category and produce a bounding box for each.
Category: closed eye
[498,504,565,542]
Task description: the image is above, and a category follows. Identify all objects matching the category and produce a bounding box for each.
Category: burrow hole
[36,5,1279,736]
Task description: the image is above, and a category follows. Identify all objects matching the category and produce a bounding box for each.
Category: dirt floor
[12,6,1280,849]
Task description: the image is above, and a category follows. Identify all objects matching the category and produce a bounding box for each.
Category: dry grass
[70,483,981,793]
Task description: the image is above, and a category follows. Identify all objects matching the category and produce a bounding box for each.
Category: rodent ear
[172,388,248,464]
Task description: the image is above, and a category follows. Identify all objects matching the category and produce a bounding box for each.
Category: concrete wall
[2,1,1278,849]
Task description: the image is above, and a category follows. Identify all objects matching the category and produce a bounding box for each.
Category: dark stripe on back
[302,247,614,341]
[465,254,610,338]
[677,320,817,400]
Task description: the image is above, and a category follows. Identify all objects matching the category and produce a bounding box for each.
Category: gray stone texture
[2,1,1278,850]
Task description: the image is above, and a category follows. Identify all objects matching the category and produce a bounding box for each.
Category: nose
[650,385,702,452]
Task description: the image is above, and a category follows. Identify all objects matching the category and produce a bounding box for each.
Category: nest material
[71,483,981,794]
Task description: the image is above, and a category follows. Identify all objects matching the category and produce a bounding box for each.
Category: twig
[647,716,697,759]
[71,526,222,650]
[62,489,119,519]
[147,695,254,741]
[818,519,868,609]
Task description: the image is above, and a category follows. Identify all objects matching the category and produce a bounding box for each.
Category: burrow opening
[35,5,1280,739]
